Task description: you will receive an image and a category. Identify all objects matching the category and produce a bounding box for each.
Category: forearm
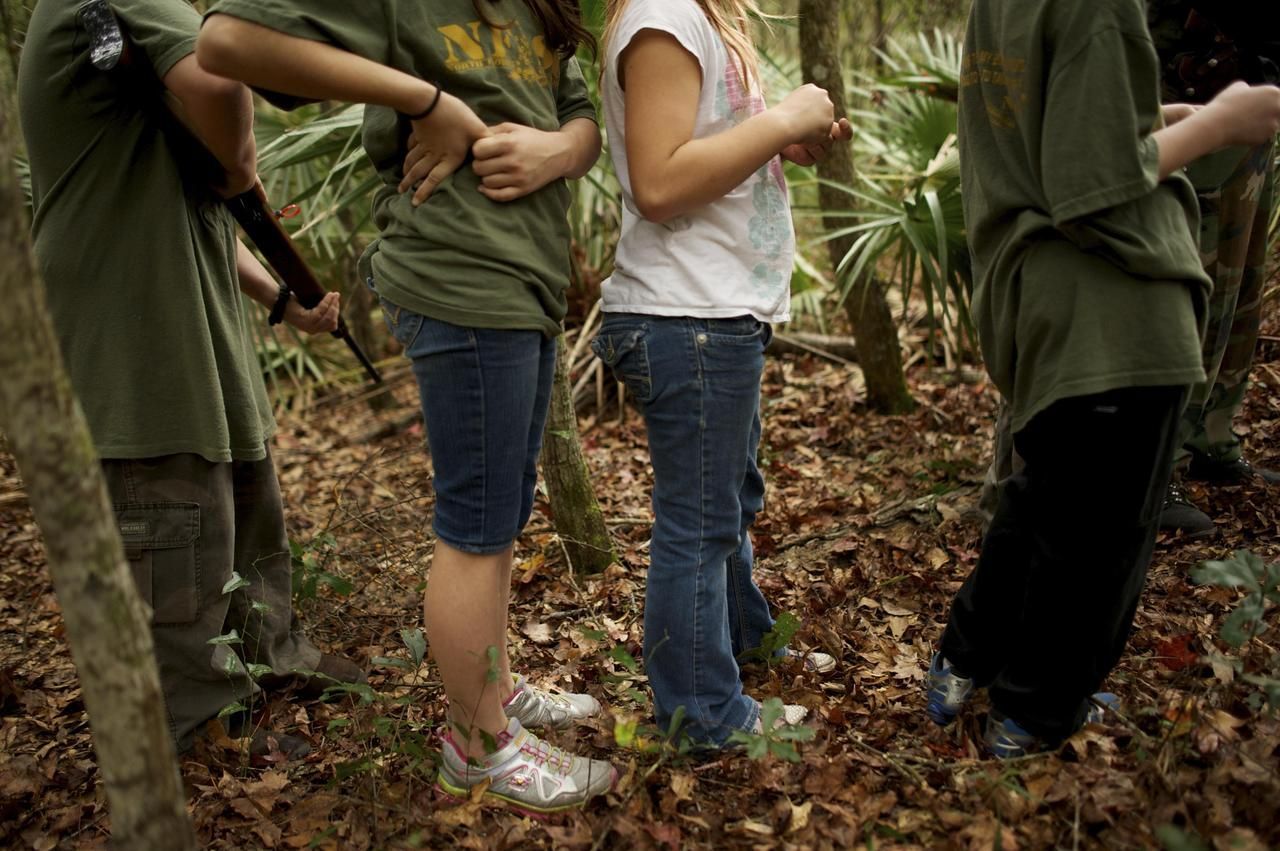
[558,118,602,180]
[631,110,792,223]
[1153,109,1227,180]
[198,16,435,115]
[235,240,280,310]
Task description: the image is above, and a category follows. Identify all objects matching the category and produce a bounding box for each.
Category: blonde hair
[604,0,769,87]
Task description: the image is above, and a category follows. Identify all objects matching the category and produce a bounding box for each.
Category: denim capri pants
[379,296,556,554]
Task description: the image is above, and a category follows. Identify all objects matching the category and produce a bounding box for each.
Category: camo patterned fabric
[1175,141,1277,471]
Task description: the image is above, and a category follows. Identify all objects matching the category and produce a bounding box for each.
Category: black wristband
[405,84,443,121]
[268,282,292,326]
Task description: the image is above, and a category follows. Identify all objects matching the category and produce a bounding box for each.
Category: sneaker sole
[434,767,619,820]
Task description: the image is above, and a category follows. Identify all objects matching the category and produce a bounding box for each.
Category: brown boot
[295,653,367,699]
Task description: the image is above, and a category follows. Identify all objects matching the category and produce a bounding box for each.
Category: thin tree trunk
[0,6,198,848]
[799,0,916,415]
[542,335,614,574]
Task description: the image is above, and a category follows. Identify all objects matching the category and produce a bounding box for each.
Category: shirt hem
[602,303,790,325]
[1011,366,1203,434]
[95,435,274,465]
[375,283,564,337]
[1050,159,1159,226]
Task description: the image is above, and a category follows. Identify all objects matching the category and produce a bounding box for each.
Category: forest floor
[2,310,1279,850]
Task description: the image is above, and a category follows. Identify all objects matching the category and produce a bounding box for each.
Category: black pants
[940,385,1185,744]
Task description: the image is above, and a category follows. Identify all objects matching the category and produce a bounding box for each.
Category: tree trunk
[798,0,916,415]
[0,7,198,849]
[541,335,614,574]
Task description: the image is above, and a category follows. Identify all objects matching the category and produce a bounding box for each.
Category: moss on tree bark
[541,335,615,574]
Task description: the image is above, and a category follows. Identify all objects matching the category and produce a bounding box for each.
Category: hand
[1203,82,1280,147]
[284,291,341,335]
[399,90,491,206]
[470,123,572,203]
[773,84,837,147]
[1161,103,1201,126]
[782,117,853,166]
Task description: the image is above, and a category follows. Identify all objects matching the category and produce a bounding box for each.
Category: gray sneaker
[436,718,617,816]
[503,674,602,731]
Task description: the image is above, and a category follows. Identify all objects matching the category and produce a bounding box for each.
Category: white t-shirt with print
[601,0,794,324]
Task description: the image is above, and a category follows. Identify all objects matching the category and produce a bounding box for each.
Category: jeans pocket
[704,318,770,347]
[591,323,652,403]
[379,297,424,349]
[115,503,201,625]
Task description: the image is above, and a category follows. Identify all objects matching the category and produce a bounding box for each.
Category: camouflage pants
[980,140,1277,521]
[1175,140,1277,473]
[102,447,321,751]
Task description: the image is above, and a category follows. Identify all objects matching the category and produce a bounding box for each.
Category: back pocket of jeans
[591,326,652,403]
[115,503,201,625]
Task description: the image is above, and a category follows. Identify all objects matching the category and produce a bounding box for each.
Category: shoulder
[610,0,717,59]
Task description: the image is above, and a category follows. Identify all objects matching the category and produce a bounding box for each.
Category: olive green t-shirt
[206,0,597,337]
[959,0,1211,433]
[18,0,274,463]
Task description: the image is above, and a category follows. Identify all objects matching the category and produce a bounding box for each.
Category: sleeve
[204,0,390,66]
[112,0,201,78]
[1040,24,1164,225]
[607,0,718,81]
[556,57,597,125]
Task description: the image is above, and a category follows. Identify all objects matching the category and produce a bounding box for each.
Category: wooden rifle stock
[78,0,381,384]
[224,189,382,383]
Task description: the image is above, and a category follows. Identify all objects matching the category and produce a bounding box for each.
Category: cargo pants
[102,447,321,751]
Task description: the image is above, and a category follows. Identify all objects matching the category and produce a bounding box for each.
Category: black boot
[1158,482,1215,538]
[1186,451,1280,485]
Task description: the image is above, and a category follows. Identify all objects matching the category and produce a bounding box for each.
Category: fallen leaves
[3,321,1280,848]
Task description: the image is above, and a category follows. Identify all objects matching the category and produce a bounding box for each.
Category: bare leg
[424,540,511,759]
[497,550,515,700]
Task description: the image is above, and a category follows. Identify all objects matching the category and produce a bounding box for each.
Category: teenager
[17,0,365,758]
[1148,1,1280,536]
[198,0,616,813]
[926,0,1280,757]
[594,0,851,747]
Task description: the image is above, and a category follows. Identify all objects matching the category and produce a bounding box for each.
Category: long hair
[603,0,767,87]
[474,0,597,58]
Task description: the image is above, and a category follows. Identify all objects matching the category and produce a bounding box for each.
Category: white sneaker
[503,674,602,731]
[751,702,809,733]
[786,647,837,674]
[436,718,617,816]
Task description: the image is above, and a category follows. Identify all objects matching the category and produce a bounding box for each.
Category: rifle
[78,0,382,384]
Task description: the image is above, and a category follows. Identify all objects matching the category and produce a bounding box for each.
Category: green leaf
[217,701,248,719]
[222,572,251,595]
[401,628,427,667]
[371,656,414,671]
[246,663,273,681]
[1156,825,1211,851]
[251,600,273,614]
[485,646,501,684]
[609,645,639,674]
[208,630,242,646]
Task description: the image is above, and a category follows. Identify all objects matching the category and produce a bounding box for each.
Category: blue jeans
[592,314,776,745]
[380,297,556,554]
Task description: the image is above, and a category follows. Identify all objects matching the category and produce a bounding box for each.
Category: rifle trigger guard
[276,204,302,220]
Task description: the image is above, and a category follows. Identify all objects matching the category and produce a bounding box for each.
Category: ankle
[447,715,511,761]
